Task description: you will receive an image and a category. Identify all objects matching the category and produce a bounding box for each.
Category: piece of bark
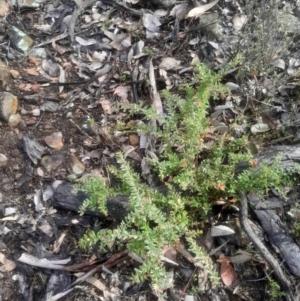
[254,145,300,170]
[21,134,45,165]
[41,270,71,301]
[245,145,300,277]
[15,161,33,188]
[235,145,300,175]
[254,207,300,277]
[52,182,129,221]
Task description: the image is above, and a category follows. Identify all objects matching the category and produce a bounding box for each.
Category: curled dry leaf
[187,0,219,18]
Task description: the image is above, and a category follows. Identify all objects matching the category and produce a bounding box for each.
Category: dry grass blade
[18,253,71,270]
[149,59,163,115]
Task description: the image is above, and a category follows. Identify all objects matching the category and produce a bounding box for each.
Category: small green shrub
[78,63,294,291]
[268,276,286,301]
[77,175,115,216]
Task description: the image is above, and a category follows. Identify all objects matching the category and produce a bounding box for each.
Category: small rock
[69,154,85,175]
[11,149,20,157]
[23,94,39,104]
[21,108,40,116]
[0,61,11,88]
[8,113,21,127]
[44,132,64,150]
[2,183,12,191]
[21,134,45,165]
[0,0,9,17]
[43,121,54,130]
[41,152,64,172]
[36,167,44,177]
[10,70,19,78]
[7,25,34,53]
[41,155,53,172]
[129,134,139,146]
[0,154,8,167]
[0,92,18,121]
[40,101,60,112]
[25,117,37,125]
[199,13,223,40]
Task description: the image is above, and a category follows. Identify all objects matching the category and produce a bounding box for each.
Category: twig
[180,267,197,298]
[68,118,93,139]
[239,192,293,301]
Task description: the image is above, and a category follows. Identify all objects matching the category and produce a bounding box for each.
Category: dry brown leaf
[23,68,39,76]
[19,83,32,91]
[0,252,16,272]
[219,257,237,286]
[114,85,130,102]
[29,56,42,66]
[31,83,40,92]
[99,99,112,114]
[10,70,19,78]
[0,0,9,17]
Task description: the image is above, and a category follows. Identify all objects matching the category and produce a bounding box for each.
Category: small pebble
[44,132,64,150]
[0,154,8,167]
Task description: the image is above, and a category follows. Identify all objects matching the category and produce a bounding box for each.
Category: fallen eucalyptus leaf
[187,0,219,18]
[251,123,270,133]
[211,225,235,237]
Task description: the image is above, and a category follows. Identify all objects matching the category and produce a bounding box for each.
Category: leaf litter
[0,0,299,300]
